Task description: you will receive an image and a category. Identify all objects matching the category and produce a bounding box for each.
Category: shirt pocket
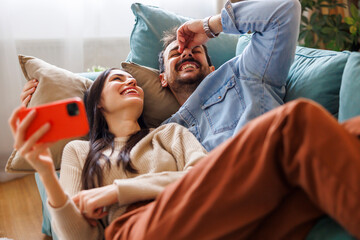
[201,76,245,134]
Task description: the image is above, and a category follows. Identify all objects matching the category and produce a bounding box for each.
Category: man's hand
[177,14,222,53]
[72,184,118,221]
[177,19,208,53]
[20,79,38,106]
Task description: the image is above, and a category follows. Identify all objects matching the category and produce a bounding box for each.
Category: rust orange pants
[106,99,360,240]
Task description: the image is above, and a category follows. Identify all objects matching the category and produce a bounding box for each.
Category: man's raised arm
[177,0,301,87]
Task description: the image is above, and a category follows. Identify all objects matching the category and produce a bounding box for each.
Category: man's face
[160,40,214,102]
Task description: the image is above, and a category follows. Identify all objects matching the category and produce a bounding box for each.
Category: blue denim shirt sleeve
[221,0,300,87]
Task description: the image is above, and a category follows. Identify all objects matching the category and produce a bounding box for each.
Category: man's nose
[181,48,193,58]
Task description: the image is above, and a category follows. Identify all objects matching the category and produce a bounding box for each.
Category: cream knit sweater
[47,123,207,240]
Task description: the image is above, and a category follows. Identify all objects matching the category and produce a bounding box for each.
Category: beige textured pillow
[6,55,93,173]
[121,62,180,128]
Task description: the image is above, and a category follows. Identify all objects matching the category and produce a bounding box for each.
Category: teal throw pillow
[127,3,239,70]
[306,216,356,240]
[236,35,350,116]
[338,52,360,122]
[285,47,350,116]
[77,72,101,81]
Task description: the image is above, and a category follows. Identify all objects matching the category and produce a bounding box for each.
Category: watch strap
[203,16,219,38]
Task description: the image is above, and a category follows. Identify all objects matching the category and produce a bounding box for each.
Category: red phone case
[18,97,89,143]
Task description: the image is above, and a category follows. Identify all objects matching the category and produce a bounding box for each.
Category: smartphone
[18,97,89,143]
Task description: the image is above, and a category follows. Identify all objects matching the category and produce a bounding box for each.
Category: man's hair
[158,26,213,73]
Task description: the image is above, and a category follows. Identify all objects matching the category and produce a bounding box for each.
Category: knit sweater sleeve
[47,140,103,240]
[114,123,207,206]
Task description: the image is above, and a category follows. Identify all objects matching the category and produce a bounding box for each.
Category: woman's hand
[72,184,118,222]
[9,106,68,210]
[342,116,360,137]
[20,79,38,106]
[8,105,54,175]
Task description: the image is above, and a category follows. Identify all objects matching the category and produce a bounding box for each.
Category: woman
[11,71,360,239]
[9,68,208,239]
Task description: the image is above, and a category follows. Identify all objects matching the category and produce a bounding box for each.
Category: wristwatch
[203,16,219,38]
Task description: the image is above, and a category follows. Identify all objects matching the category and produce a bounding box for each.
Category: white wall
[0,37,130,182]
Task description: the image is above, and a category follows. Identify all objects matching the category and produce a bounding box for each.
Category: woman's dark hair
[82,68,149,190]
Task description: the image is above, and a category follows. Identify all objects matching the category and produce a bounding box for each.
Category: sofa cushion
[285,47,350,116]
[121,62,180,128]
[236,35,350,116]
[6,55,93,173]
[338,52,360,122]
[126,3,239,70]
[306,217,356,240]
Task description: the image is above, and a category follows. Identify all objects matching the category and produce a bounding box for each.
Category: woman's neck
[106,115,141,138]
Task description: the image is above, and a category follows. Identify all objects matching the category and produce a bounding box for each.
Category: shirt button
[218,96,222,99]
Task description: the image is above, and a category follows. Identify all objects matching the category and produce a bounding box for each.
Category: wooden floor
[0,174,52,240]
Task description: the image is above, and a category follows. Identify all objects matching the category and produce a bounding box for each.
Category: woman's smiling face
[99,69,144,118]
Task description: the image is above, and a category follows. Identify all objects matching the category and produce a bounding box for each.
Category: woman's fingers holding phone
[23,143,54,173]
[18,121,50,157]
[13,109,37,150]
[9,106,48,155]
[8,105,26,138]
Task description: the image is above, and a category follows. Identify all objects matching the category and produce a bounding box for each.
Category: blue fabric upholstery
[285,47,350,116]
[77,72,100,81]
[306,217,356,240]
[338,52,360,122]
[126,3,239,70]
[35,172,59,240]
[236,34,350,116]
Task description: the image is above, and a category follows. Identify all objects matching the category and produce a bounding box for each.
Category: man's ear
[159,73,168,88]
[209,66,215,72]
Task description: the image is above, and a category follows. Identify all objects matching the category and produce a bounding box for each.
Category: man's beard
[172,71,207,96]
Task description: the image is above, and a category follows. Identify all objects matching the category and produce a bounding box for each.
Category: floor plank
[0,174,51,240]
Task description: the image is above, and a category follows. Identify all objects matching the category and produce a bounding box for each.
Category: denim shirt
[164,0,301,152]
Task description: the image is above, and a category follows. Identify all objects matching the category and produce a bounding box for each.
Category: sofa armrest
[35,172,59,240]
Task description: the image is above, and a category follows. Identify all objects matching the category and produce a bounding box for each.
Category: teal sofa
[35,43,360,240]
[34,3,360,239]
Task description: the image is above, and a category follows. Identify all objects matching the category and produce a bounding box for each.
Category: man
[21,0,300,153]
[159,0,301,152]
